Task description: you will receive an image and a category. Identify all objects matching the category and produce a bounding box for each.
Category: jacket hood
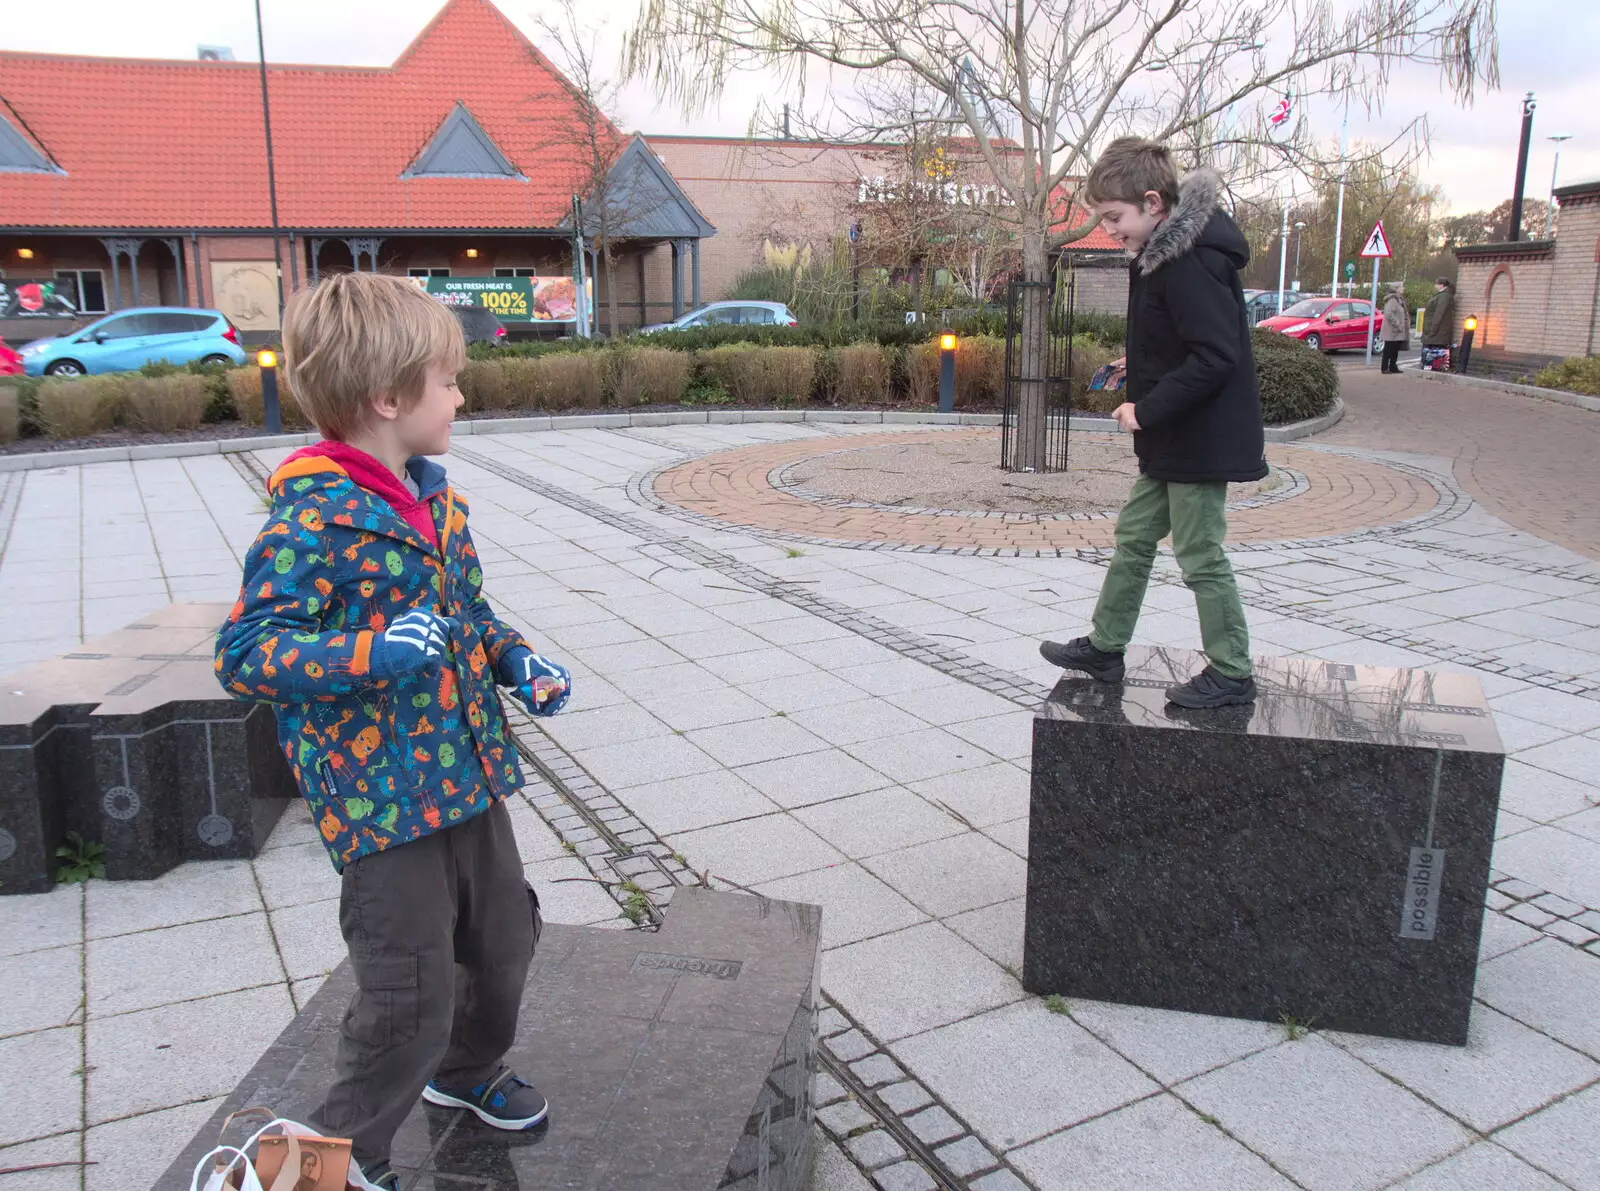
[1137,168,1248,275]
[267,443,448,508]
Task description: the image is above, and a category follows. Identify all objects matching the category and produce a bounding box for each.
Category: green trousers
[1089,476,1253,679]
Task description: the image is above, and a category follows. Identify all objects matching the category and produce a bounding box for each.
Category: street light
[938,333,957,413]
[258,348,282,434]
[254,0,285,323]
[1546,134,1573,238]
[1292,221,1306,291]
[1458,315,1478,374]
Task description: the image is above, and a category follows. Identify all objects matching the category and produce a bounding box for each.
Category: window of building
[408,268,450,278]
[55,269,107,314]
[493,267,539,278]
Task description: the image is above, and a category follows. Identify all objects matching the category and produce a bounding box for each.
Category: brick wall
[1454,187,1600,360]
[646,138,873,303]
[1070,259,1129,316]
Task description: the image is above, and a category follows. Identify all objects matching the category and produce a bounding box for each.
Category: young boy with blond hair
[216,272,571,1189]
[1041,137,1266,707]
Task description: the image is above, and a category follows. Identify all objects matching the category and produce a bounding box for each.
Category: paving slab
[1389,1142,1571,1191]
[1494,1082,1600,1191]
[1477,938,1600,1060]
[1329,1004,1600,1131]
[1010,1093,1296,1190]
[822,922,1022,1042]
[892,999,1159,1148]
[1177,1036,1473,1191]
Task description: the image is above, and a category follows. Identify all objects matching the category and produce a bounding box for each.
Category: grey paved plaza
[2,387,1599,1190]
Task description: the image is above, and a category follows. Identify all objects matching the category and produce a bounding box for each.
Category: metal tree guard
[1000,271,1076,473]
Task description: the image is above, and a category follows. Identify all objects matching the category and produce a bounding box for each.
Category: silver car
[640,300,798,334]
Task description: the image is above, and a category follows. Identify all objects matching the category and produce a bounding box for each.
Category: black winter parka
[1125,169,1268,484]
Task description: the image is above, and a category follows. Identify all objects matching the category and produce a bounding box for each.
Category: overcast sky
[5,0,1596,215]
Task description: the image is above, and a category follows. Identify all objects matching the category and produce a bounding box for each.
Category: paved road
[1321,367,1600,559]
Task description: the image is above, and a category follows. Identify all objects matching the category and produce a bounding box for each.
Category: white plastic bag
[189,1110,353,1191]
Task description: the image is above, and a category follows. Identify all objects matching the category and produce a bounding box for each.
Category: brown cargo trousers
[316,799,541,1164]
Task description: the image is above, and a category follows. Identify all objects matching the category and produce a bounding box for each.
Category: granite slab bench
[1024,646,1505,1046]
[0,603,294,893]
[158,886,821,1191]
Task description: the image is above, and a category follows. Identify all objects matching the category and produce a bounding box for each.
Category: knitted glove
[370,609,456,681]
[498,646,571,717]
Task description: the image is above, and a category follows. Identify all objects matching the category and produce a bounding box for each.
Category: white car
[640,301,798,334]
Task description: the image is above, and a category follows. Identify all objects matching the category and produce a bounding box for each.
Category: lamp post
[258,348,282,434]
[1292,221,1306,291]
[1458,315,1477,374]
[938,332,957,413]
[254,0,285,323]
[1508,93,1537,242]
[1546,134,1573,238]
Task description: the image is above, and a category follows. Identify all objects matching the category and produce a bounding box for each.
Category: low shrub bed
[0,382,20,444]
[1251,327,1339,424]
[1529,356,1600,397]
[4,317,1337,451]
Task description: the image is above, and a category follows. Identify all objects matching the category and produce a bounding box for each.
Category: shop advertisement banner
[417,276,576,323]
[0,278,78,317]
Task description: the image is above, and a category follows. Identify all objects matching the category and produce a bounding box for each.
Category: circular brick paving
[650,428,1443,551]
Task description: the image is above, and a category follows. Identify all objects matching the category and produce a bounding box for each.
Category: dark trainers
[351,1161,400,1191]
[1165,667,1257,709]
[1039,637,1126,682]
[422,1066,549,1130]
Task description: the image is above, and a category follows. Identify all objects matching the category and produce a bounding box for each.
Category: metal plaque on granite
[157,887,821,1191]
[1023,647,1504,1046]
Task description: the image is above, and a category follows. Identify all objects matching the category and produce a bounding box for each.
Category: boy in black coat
[1041,138,1266,708]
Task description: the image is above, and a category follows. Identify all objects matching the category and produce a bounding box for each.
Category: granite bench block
[157,886,822,1191]
[0,603,295,893]
[1023,647,1505,1046]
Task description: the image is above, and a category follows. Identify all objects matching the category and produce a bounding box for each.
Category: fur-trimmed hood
[1136,168,1247,276]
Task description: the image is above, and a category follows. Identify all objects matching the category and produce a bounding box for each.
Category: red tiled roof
[0,0,617,231]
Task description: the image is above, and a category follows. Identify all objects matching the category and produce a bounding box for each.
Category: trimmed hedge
[1529,356,1600,397]
[228,366,313,429]
[1251,327,1339,424]
[0,382,19,443]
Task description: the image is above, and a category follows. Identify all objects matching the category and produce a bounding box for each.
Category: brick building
[646,136,1127,314]
[1453,177,1600,368]
[0,0,713,344]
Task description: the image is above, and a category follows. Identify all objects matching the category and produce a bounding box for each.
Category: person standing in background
[1380,284,1409,374]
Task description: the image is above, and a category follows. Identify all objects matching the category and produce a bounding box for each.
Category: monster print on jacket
[216,448,530,871]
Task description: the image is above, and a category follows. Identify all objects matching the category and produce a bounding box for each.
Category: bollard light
[938,332,957,413]
[1457,315,1478,375]
[258,348,283,434]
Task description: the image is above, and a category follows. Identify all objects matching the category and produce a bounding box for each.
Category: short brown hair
[1085,137,1180,212]
[281,272,466,439]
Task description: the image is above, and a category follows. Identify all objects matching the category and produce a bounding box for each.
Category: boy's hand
[1113,402,1141,432]
[510,652,571,717]
[372,609,457,680]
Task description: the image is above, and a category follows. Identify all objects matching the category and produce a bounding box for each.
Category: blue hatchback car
[19,307,247,377]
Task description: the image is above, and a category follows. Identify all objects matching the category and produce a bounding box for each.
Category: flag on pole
[1268,94,1293,128]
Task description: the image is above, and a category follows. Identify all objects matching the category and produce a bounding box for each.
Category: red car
[0,337,22,377]
[1258,297,1382,354]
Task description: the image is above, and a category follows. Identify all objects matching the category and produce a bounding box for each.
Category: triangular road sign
[1359,220,1393,258]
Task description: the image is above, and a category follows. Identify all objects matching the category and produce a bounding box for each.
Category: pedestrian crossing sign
[1360,221,1392,258]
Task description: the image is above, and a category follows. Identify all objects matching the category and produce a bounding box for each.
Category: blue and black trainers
[422,1066,549,1130]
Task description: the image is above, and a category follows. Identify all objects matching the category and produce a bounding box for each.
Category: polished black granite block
[158,887,821,1191]
[1023,647,1505,1046]
[0,603,294,892]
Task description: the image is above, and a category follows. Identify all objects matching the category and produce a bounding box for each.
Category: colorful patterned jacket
[215,450,529,870]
